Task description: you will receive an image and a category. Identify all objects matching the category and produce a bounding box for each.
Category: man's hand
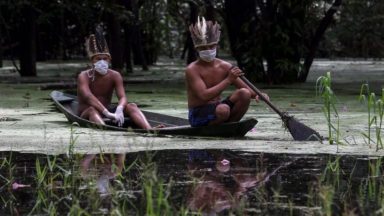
[102,109,117,120]
[114,105,125,127]
[255,92,270,102]
[227,66,244,83]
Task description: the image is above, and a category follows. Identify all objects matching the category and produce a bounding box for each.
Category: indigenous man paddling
[186,17,269,127]
[77,28,151,129]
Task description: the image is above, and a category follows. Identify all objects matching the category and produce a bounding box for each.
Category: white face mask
[94,60,109,75]
[199,48,216,62]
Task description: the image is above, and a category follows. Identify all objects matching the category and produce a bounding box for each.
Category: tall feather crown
[189,16,221,48]
[85,26,111,59]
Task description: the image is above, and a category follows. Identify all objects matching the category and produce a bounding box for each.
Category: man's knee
[126,103,139,113]
[235,88,252,100]
[215,104,230,120]
[80,106,98,118]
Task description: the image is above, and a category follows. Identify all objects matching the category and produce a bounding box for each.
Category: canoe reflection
[186,150,292,215]
[80,153,125,197]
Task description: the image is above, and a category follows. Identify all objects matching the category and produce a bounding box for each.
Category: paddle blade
[285,117,322,141]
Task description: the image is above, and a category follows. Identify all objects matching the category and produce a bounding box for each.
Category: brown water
[1,149,383,215]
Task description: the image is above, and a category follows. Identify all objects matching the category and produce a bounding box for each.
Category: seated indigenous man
[77,30,151,129]
[186,17,269,127]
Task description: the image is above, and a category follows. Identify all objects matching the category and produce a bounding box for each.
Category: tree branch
[300,0,342,82]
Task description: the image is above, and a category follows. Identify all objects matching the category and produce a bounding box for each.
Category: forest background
[0,0,383,84]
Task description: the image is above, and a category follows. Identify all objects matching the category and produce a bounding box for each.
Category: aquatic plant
[359,85,384,150]
[35,159,48,187]
[0,152,15,190]
[0,152,17,214]
[319,185,335,216]
[288,200,294,216]
[368,158,379,199]
[137,152,173,216]
[321,156,341,188]
[356,164,384,215]
[316,72,341,145]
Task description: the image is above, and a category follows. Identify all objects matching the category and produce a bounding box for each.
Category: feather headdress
[85,26,111,59]
[189,16,221,48]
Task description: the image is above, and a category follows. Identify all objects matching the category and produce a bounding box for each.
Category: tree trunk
[264,0,304,84]
[122,0,134,73]
[186,33,196,64]
[124,25,133,73]
[107,5,124,72]
[0,24,3,68]
[300,0,342,82]
[128,0,148,71]
[19,5,37,77]
[224,0,264,81]
[132,25,148,70]
[185,1,198,65]
[59,6,67,60]
[36,26,47,61]
[204,0,215,21]
[164,13,173,58]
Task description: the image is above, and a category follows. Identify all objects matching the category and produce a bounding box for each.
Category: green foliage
[322,0,384,58]
[316,72,342,145]
[359,84,384,150]
[321,156,341,187]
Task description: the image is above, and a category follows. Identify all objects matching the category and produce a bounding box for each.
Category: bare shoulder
[216,59,233,71]
[79,70,89,76]
[78,70,90,80]
[186,61,198,71]
[109,69,121,76]
[185,61,199,76]
[109,70,123,79]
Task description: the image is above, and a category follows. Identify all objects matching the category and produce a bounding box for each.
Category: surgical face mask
[94,60,109,75]
[198,48,216,62]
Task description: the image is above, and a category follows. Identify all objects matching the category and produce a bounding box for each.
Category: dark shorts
[188,97,235,127]
[107,105,117,113]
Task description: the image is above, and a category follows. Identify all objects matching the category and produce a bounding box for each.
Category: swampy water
[1,149,384,215]
[1,58,384,215]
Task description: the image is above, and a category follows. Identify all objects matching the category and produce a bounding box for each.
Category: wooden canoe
[50,90,257,137]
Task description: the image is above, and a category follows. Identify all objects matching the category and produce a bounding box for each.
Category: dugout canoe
[50,90,257,137]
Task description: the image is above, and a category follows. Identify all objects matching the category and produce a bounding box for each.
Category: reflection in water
[2,150,384,215]
[186,150,294,215]
[80,153,125,197]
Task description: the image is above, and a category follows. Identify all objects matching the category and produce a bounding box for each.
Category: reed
[368,158,382,200]
[35,159,48,187]
[359,85,384,150]
[316,72,341,145]
[0,153,16,214]
[141,155,172,216]
[0,152,14,191]
[319,185,335,216]
[359,84,375,147]
[376,89,384,149]
[321,156,341,188]
[288,200,294,216]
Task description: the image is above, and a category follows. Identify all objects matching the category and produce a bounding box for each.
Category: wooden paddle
[240,76,322,141]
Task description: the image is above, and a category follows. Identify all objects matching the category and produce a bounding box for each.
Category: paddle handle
[240,76,285,117]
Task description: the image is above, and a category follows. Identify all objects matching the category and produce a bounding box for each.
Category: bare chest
[89,76,114,97]
[199,68,228,88]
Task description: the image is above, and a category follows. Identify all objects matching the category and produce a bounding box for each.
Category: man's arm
[231,67,269,101]
[113,72,127,107]
[113,72,127,126]
[186,67,239,102]
[77,73,108,113]
[233,78,257,98]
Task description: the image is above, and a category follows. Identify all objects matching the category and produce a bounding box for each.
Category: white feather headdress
[189,16,221,48]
